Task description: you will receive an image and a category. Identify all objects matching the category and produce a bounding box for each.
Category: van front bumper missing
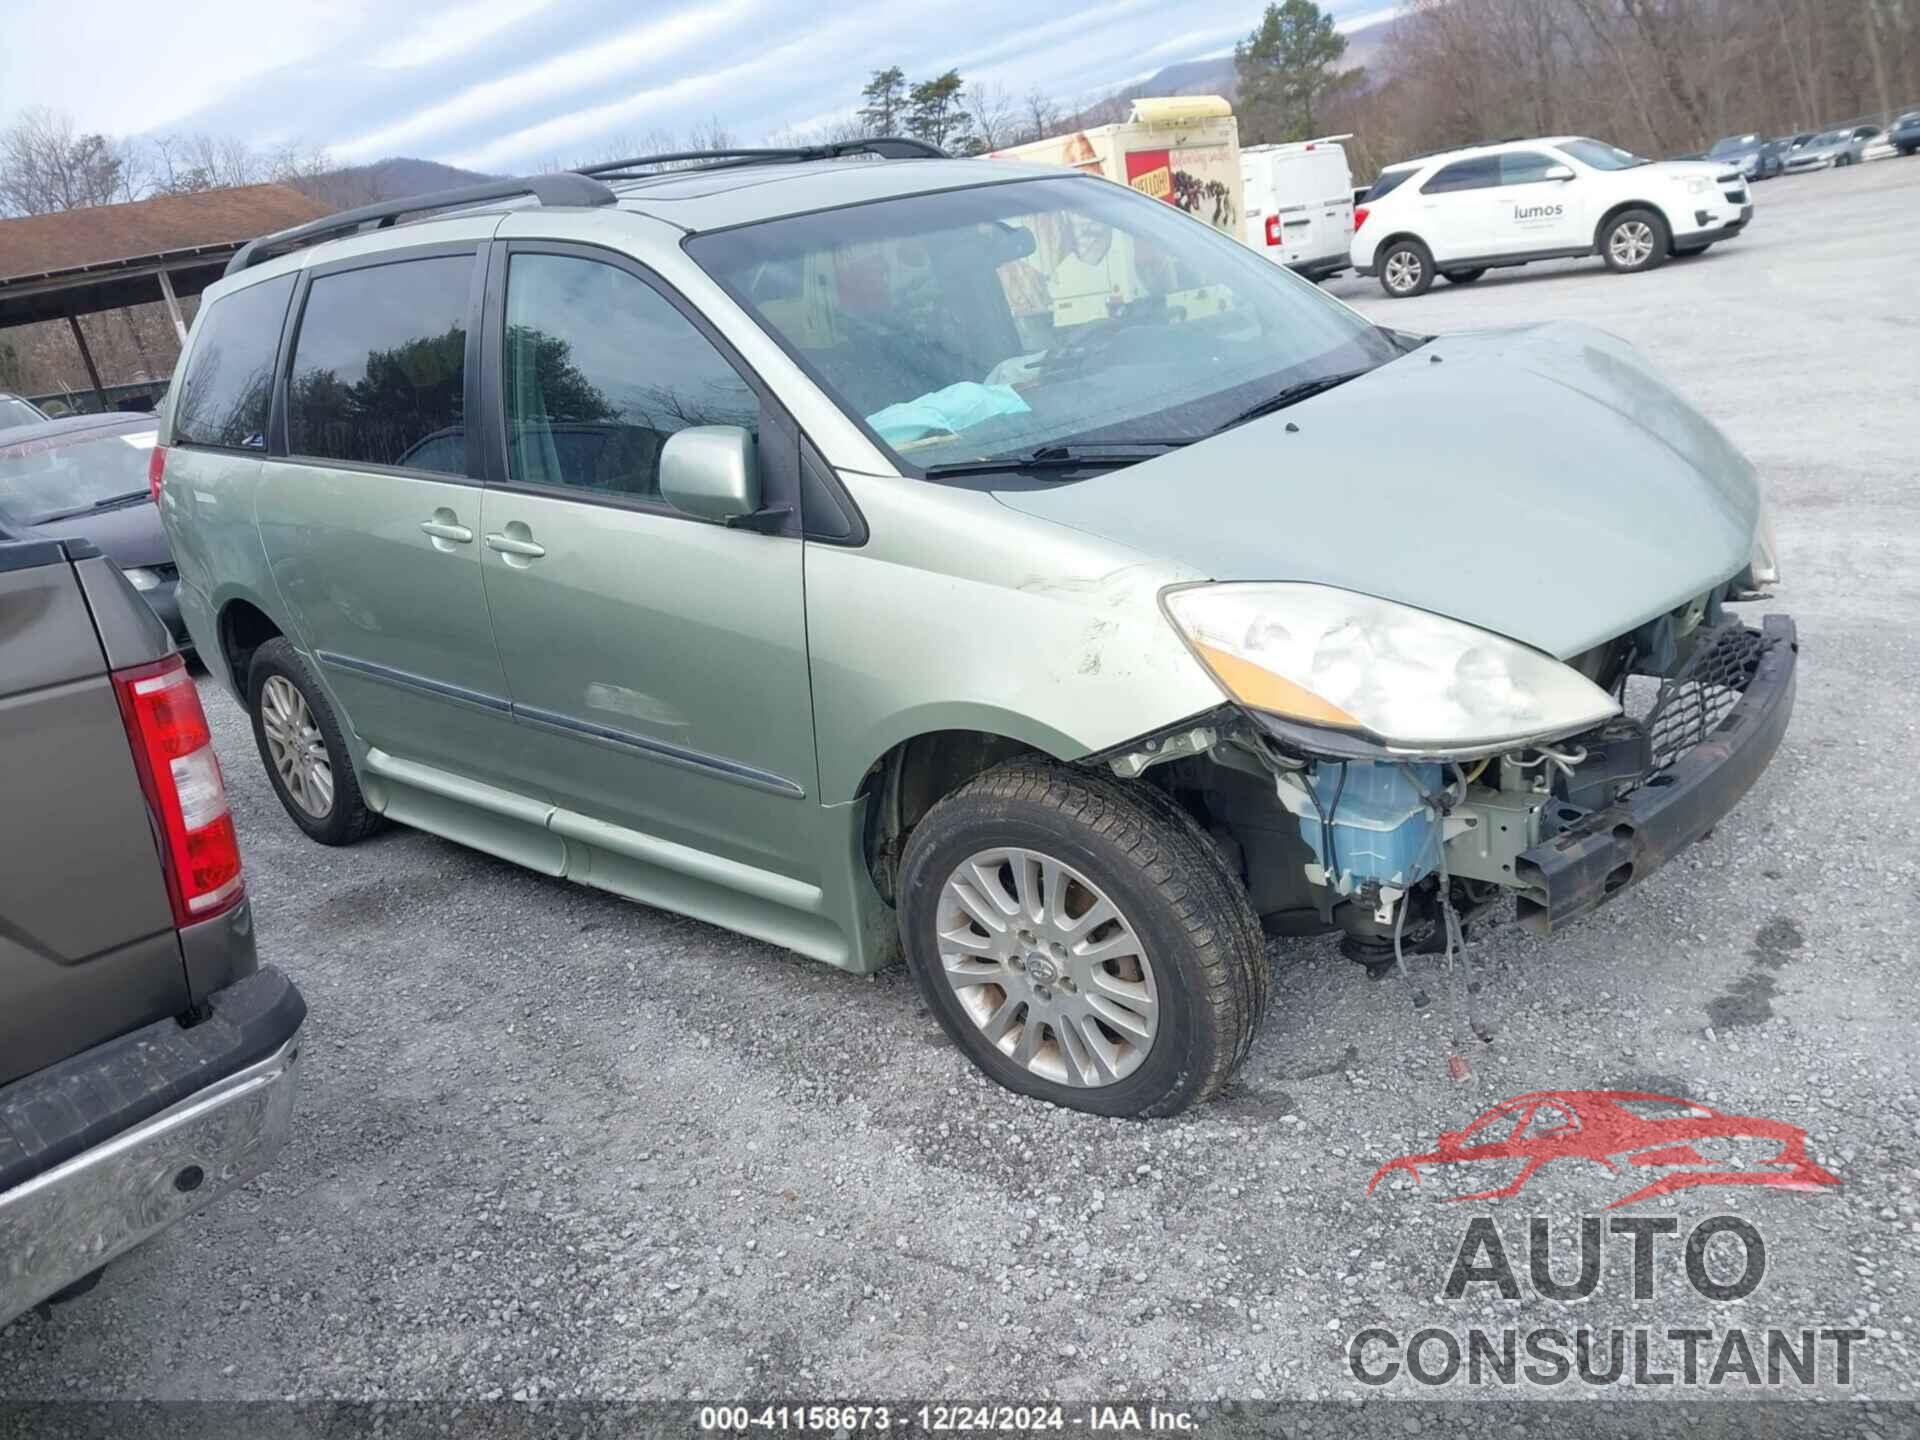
[0,968,304,1326]
[1513,614,1795,933]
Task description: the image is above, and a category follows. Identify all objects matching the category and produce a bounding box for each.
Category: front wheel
[1601,209,1670,273]
[1442,268,1486,285]
[898,761,1269,1117]
[1377,239,1435,298]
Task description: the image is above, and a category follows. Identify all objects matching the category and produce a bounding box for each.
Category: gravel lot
[5,159,1918,1411]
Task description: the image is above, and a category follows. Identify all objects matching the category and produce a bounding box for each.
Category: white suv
[1352,135,1752,298]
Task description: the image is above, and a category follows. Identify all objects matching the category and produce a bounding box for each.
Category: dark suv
[0,530,303,1327]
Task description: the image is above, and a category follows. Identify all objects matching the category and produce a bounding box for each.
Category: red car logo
[1367,1090,1840,1209]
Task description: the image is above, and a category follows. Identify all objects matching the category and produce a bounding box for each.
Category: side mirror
[1544,164,1575,182]
[659,425,759,523]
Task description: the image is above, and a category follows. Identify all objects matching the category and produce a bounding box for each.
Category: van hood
[993,321,1759,660]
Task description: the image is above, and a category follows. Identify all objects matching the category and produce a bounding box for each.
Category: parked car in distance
[1707,132,1776,180]
[0,531,303,1328]
[0,393,48,432]
[0,412,192,653]
[160,147,1791,1117]
[1783,125,1880,170]
[1352,135,1752,297]
[1240,135,1354,281]
[1888,111,1920,155]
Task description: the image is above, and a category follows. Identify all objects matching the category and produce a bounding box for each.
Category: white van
[1240,137,1355,280]
[987,97,1244,243]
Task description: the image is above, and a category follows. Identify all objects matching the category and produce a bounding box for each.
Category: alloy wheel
[1384,250,1423,293]
[260,675,334,817]
[1610,220,1655,268]
[935,847,1158,1087]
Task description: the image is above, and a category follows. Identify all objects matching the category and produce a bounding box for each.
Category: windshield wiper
[921,440,1192,479]
[88,488,151,510]
[24,489,152,524]
[1218,369,1374,431]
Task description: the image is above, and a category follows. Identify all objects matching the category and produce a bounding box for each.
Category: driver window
[502,254,757,499]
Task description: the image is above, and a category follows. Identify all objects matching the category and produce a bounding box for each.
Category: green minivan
[158,143,1794,1116]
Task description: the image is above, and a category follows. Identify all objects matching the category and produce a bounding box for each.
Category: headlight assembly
[1162,582,1620,756]
[1682,175,1715,195]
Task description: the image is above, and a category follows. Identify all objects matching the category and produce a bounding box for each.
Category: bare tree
[965,82,1019,152]
[0,108,144,215]
[1021,88,1064,144]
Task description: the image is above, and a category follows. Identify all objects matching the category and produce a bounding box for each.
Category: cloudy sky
[2,0,1391,175]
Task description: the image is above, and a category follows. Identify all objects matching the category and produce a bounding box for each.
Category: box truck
[987,96,1244,241]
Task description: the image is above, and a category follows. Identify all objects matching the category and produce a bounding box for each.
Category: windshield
[1558,137,1649,170]
[0,423,157,525]
[0,397,45,431]
[1814,129,1849,144]
[1709,136,1757,154]
[688,176,1395,471]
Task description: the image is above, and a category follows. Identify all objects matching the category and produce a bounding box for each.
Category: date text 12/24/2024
[699,1405,1198,1432]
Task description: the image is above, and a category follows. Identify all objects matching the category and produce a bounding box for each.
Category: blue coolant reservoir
[1297,761,1443,894]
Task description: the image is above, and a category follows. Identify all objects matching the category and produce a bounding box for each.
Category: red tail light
[147,443,168,504]
[1264,214,1282,246]
[1354,206,1370,231]
[113,654,244,927]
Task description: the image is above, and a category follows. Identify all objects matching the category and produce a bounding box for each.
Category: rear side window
[1422,157,1499,194]
[173,274,294,450]
[1362,169,1414,202]
[287,255,471,475]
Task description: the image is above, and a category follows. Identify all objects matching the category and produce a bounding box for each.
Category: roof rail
[224,173,618,276]
[578,136,947,178]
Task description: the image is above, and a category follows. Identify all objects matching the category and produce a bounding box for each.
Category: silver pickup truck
[0,530,304,1327]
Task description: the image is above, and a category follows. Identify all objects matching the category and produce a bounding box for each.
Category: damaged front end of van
[1029,322,1796,969]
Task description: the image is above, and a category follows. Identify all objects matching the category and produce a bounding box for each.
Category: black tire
[1600,208,1670,274]
[1376,238,1435,298]
[246,637,383,846]
[898,760,1269,1118]
[1442,268,1486,285]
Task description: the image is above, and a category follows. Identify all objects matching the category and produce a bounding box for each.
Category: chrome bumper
[0,1030,301,1326]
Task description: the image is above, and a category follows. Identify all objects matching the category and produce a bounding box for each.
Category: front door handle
[485,533,545,557]
[419,519,473,543]
[483,526,545,568]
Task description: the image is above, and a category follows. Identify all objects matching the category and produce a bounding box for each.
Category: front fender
[809,473,1225,804]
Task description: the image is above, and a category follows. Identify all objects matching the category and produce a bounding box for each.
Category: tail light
[147,443,168,504]
[113,654,244,927]
[1354,206,1370,231]
[1264,214,1282,246]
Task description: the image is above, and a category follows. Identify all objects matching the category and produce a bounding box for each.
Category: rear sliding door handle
[484,532,546,559]
[419,519,473,543]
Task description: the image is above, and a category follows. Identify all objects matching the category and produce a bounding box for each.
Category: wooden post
[65,310,110,413]
[156,269,188,345]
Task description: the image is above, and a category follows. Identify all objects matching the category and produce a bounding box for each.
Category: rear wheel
[247,638,383,846]
[1601,209,1670,274]
[1378,239,1434,298]
[1442,268,1486,285]
[898,761,1268,1117]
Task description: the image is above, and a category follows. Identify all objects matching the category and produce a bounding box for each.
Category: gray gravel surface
[3,159,1917,1410]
